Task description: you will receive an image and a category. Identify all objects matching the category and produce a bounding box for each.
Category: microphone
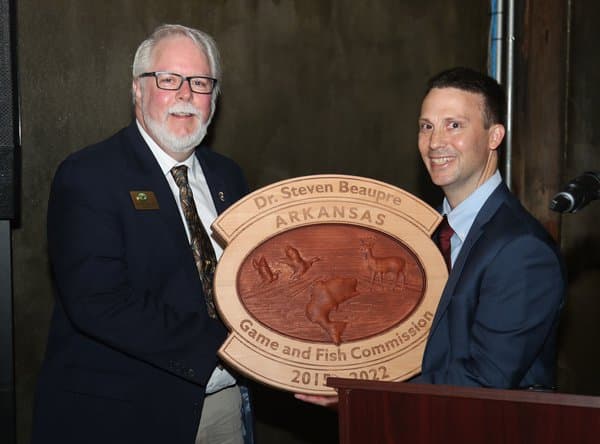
[549,171,600,213]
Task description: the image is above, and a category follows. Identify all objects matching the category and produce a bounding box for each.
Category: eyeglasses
[138,71,217,94]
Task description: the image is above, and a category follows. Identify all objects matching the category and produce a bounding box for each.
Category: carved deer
[359,238,405,290]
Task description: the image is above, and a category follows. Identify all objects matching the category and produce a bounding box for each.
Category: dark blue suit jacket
[32,123,248,444]
[414,183,565,388]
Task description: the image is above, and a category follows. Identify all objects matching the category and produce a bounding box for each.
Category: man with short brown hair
[414,67,565,388]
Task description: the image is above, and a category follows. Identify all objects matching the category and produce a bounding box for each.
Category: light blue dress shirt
[442,171,503,268]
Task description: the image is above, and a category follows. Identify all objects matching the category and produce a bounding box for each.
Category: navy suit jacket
[414,182,565,388]
[32,123,248,444]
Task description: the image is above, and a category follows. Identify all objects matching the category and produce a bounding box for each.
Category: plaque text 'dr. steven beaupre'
[211,175,447,395]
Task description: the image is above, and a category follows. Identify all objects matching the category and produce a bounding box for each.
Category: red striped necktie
[437,215,454,271]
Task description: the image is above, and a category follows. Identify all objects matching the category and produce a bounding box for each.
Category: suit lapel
[427,183,511,336]
[123,124,190,249]
[124,124,235,251]
[195,148,229,215]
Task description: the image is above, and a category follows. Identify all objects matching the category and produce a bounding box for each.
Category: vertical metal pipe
[505,0,516,189]
[493,0,504,83]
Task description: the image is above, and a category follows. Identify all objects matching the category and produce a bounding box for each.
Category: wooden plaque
[212,175,447,395]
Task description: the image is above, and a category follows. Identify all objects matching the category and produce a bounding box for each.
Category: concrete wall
[13,1,488,442]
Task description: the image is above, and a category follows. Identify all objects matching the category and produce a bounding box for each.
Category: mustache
[167,103,202,117]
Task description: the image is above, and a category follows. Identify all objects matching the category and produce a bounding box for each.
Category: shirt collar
[442,170,502,242]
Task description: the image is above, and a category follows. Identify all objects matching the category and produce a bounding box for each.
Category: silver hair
[131,24,221,114]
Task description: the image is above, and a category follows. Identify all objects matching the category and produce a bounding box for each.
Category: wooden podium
[328,378,600,443]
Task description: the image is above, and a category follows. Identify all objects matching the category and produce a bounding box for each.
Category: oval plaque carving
[212,175,447,395]
[237,224,425,344]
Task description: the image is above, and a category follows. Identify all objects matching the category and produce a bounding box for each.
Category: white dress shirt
[136,120,235,394]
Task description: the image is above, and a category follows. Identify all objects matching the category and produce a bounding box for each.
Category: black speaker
[0,2,16,443]
[0,0,17,221]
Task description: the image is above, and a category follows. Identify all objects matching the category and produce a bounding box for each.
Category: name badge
[129,191,160,210]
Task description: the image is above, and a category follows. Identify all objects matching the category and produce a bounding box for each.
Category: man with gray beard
[32,24,252,444]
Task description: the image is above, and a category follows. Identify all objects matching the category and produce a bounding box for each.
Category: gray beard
[143,105,209,153]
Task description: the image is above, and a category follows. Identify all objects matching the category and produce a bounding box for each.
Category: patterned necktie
[171,165,218,318]
[437,215,454,271]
